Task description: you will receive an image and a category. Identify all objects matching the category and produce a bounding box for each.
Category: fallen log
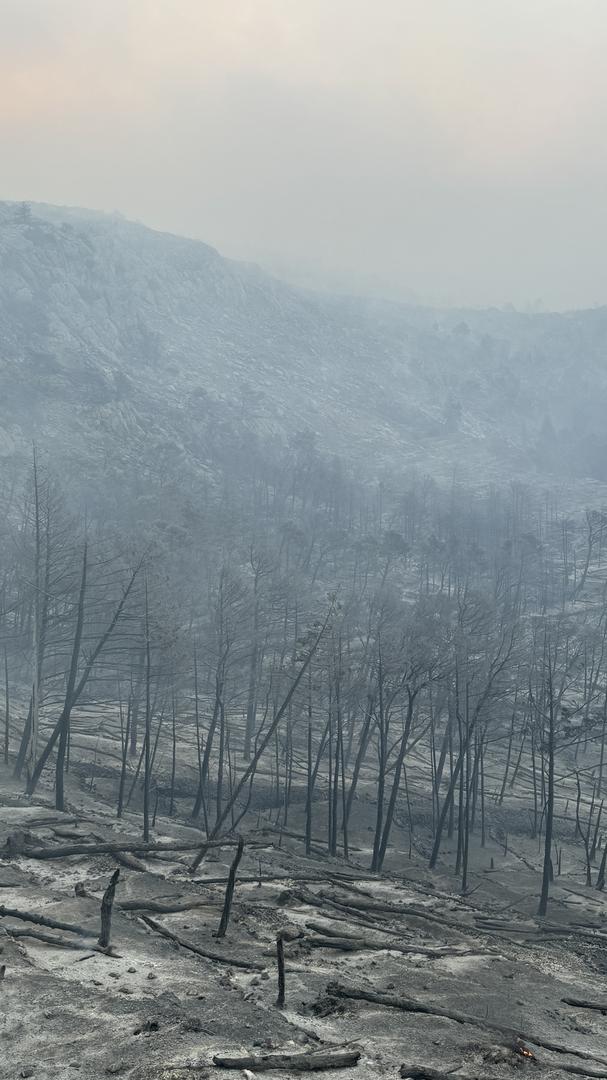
[76,886,219,915]
[89,832,148,872]
[139,914,264,971]
[305,920,362,940]
[295,889,482,952]
[327,878,375,899]
[5,926,119,955]
[321,893,601,948]
[193,873,362,887]
[562,996,607,1014]
[306,935,365,952]
[291,889,387,929]
[476,916,607,946]
[303,929,486,959]
[14,816,81,829]
[330,983,607,1068]
[399,1065,572,1080]
[113,851,147,872]
[3,838,240,859]
[299,905,404,939]
[119,897,218,914]
[320,891,473,933]
[0,903,93,937]
[474,919,537,932]
[557,1065,607,1078]
[212,1048,360,1071]
[399,1067,462,1080]
[319,890,409,915]
[52,826,86,840]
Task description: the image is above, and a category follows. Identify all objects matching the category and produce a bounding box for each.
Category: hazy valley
[1,203,607,1080]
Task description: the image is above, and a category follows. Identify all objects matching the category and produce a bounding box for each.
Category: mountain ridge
[1,200,607,512]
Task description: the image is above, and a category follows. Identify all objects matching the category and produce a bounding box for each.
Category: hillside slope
[1,201,607,506]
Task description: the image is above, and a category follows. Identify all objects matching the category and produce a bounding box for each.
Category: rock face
[1,199,607,510]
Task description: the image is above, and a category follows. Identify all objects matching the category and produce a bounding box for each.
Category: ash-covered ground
[2,756,607,1080]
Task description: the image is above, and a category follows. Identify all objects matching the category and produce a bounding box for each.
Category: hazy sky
[1,0,606,309]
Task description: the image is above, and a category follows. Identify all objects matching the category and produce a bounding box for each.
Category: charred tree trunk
[98,868,120,949]
[56,543,88,811]
[3,648,9,765]
[142,585,152,843]
[116,693,132,818]
[538,657,556,917]
[216,835,244,938]
[376,688,417,872]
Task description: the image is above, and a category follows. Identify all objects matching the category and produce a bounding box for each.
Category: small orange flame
[515,1040,535,1060]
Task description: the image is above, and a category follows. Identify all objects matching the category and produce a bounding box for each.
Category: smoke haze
[1,0,606,307]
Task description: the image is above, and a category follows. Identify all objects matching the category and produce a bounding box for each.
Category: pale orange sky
[1,0,606,308]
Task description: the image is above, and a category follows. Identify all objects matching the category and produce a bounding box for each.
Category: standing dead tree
[26,556,143,807]
[216,835,244,938]
[98,868,120,949]
[429,593,518,872]
[192,599,335,861]
[275,932,286,1007]
[575,771,597,888]
[536,622,583,916]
